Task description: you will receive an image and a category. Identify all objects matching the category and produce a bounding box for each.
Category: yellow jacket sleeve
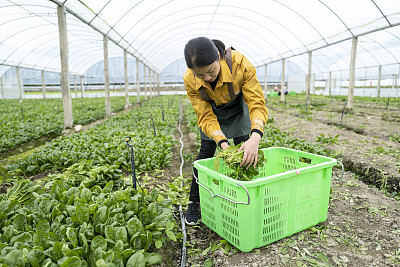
[238,53,268,134]
[184,79,227,144]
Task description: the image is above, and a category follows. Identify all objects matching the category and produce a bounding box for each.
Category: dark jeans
[189,135,250,202]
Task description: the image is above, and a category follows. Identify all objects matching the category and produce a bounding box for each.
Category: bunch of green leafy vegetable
[0,180,176,266]
[214,143,265,181]
[49,159,124,190]
[0,180,44,204]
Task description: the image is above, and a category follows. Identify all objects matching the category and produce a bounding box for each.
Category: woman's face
[192,59,220,83]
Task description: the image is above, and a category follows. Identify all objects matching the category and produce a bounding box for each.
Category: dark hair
[184,37,226,69]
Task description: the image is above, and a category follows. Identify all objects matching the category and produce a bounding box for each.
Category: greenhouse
[0,0,400,266]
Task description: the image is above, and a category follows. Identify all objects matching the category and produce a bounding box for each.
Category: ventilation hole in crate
[262,229,285,243]
[202,199,215,213]
[295,210,317,230]
[264,187,271,196]
[263,192,289,215]
[283,156,297,171]
[263,212,288,227]
[221,201,239,217]
[296,183,321,203]
[223,186,238,200]
[202,214,215,229]
[222,219,239,237]
[222,229,240,246]
[222,213,239,228]
[299,156,312,164]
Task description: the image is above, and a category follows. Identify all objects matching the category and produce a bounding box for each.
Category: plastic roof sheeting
[1,0,400,76]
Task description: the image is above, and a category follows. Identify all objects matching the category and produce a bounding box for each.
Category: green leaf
[126,251,145,267]
[145,253,162,265]
[155,239,162,249]
[13,232,32,244]
[76,203,89,224]
[53,242,64,261]
[67,227,79,248]
[165,230,176,242]
[38,198,52,215]
[33,231,49,249]
[104,225,115,241]
[203,257,213,267]
[127,217,143,237]
[12,214,27,232]
[37,219,50,232]
[165,221,174,231]
[102,180,114,194]
[113,240,124,254]
[91,247,103,265]
[60,256,81,267]
[95,259,108,267]
[79,233,89,256]
[93,206,108,226]
[28,249,46,267]
[91,235,107,251]
[4,249,24,267]
[115,227,128,243]
[3,225,15,242]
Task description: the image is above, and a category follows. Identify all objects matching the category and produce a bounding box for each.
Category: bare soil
[163,98,400,267]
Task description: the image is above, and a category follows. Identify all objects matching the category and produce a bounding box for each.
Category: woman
[183,37,268,225]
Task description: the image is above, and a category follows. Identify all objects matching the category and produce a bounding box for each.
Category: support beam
[0,77,4,99]
[264,64,268,98]
[80,76,84,98]
[148,68,152,99]
[57,5,73,128]
[41,70,46,100]
[306,51,312,106]
[280,58,285,102]
[103,35,111,117]
[394,74,398,98]
[124,49,129,108]
[144,65,147,101]
[312,73,315,94]
[347,37,358,109]
[328,71,332,96]
[136,59,140,103]
[377,65,382,98]
[157,73,160,96]
[153,71,157,97]
[74,75,77,99]
[16,67,22,103]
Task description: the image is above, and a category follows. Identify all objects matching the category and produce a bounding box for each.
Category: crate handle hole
[213,179,220,185]
[299,157,312,164]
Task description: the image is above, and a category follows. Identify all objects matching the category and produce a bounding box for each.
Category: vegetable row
[6,96,181,177]
[0,97,141,153]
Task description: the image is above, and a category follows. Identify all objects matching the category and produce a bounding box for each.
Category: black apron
[200,91,251,141]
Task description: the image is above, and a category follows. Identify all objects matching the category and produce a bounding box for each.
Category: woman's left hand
[239,132,261,168]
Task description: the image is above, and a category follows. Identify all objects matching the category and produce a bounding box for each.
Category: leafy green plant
[6,96,180,177]
[214,143,264,181]
[315,133,340,145]
[0,181,176,266]
[0,96,137,153]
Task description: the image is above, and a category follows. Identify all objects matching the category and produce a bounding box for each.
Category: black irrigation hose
[178,107,187,267]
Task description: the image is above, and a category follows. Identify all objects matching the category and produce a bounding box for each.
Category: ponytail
[211,39,226,60]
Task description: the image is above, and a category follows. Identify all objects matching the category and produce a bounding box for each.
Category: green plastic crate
[194,147,337,252]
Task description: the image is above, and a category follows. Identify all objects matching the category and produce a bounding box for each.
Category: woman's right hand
[221,142,229,151]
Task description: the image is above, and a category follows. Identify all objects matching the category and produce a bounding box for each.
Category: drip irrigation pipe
[178,108,187,267]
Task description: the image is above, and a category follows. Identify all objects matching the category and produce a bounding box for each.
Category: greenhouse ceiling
[1,0,400,75]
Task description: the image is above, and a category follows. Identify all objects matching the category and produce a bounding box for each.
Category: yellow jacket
[184,50,268,144]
